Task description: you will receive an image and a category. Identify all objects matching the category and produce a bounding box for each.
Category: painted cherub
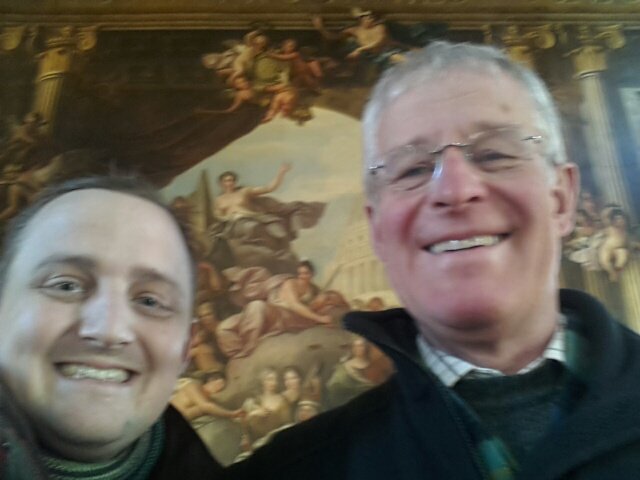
[267,38,324,92]
[598,206,633,282]
[223,76,256,113]
[194,75,256,115]
[261,86,299,123]
[312,9,406,66]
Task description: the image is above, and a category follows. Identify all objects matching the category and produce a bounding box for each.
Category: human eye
[471,131,524,171]
[399,162,433,178]
[474,148,517,163]
[389,147,435,189]
[472,148,524,173]
[132,292,176,318]
[39,276,88,300]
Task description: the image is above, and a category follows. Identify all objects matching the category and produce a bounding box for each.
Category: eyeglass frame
[367,126,544,191]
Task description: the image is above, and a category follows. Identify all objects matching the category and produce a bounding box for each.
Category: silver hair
[361,40,567,198]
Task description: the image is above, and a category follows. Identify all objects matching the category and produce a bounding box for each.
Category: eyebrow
[470,121,519,134]
[35,255,97,272]
[130,267,185,298]
[35,256,185,297]
[385,122,522,153]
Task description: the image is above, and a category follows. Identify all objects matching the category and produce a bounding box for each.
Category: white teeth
[429,235,501,254]
[59,364,130,383]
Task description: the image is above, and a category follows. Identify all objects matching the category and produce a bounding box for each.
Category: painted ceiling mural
[1,0,640,465]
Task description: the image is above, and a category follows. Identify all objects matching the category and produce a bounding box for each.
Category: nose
[78,284,135,348]
[428,146,487,209]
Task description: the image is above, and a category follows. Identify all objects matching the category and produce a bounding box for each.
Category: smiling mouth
[428,234,508,254]
[57,363,133,383]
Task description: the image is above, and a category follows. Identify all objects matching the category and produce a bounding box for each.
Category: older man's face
[367,69,578,342]
[0,189,193,461]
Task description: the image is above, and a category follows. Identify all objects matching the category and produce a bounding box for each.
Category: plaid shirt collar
[416,316,567,387]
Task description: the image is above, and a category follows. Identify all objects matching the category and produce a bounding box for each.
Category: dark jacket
[0,380,47,479]
[228,289,640,479]
[0,396,222,479]
[150,406,224,479]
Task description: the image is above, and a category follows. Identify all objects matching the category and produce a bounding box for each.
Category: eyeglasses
[368,126,543,192]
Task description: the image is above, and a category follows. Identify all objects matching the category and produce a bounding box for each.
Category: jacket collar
[345,289,640,479]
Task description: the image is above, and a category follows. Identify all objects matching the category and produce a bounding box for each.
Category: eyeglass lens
[383,128,536,191]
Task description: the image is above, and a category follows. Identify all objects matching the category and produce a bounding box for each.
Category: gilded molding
[567,24,625,76]
[4,0,640,29]
[501,24,556,49]
[3,0,640,12]
[37,25,98,55]
[0,25,25,51]
[500,25,556,68]
[76,26,98,52]
[3,14,640,31]
[32,26,98,83]
[554,0,639,3]
[578,24,626,49]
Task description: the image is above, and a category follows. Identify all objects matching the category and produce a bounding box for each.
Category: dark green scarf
[41,420,164,480]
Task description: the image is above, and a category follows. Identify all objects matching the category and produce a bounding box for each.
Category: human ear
[552,162,580,237]
[365,202,385,261]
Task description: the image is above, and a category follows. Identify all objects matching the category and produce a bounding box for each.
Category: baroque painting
[1,0,640,465]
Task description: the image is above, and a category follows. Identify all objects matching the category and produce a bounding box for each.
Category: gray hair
[361,40,567,198]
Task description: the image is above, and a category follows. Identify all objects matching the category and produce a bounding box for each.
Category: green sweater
[454,360,565,463]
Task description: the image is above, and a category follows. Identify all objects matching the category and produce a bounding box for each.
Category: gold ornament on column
[569,25,625,78]
[76,26,98,52]
[500,25,556,70]
[32,26,98,133]
[0,26,26,52]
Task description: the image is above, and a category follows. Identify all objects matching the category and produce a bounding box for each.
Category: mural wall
[1,0,640,465]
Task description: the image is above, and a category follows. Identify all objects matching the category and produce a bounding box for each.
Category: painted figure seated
[216,261,350,359]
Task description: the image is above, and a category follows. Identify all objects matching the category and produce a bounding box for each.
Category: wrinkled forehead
[387,66,538,120]
[377,70,538,149]
[399,67,532,111]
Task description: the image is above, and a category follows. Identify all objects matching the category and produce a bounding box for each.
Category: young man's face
[0,189,194,462]
[368,69,578,344]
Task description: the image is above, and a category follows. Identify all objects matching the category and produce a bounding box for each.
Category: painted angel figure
[312,9,407,69]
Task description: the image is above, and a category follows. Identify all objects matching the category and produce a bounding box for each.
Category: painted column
[568,25,630,212]
[32,26,97,133]
[568,25,640,328]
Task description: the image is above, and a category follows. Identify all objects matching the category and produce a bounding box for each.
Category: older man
[0,177,223,479]
[230,41,640,479]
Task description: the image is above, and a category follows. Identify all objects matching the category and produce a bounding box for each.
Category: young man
[230,41,640,479]
[0,176,223,479]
